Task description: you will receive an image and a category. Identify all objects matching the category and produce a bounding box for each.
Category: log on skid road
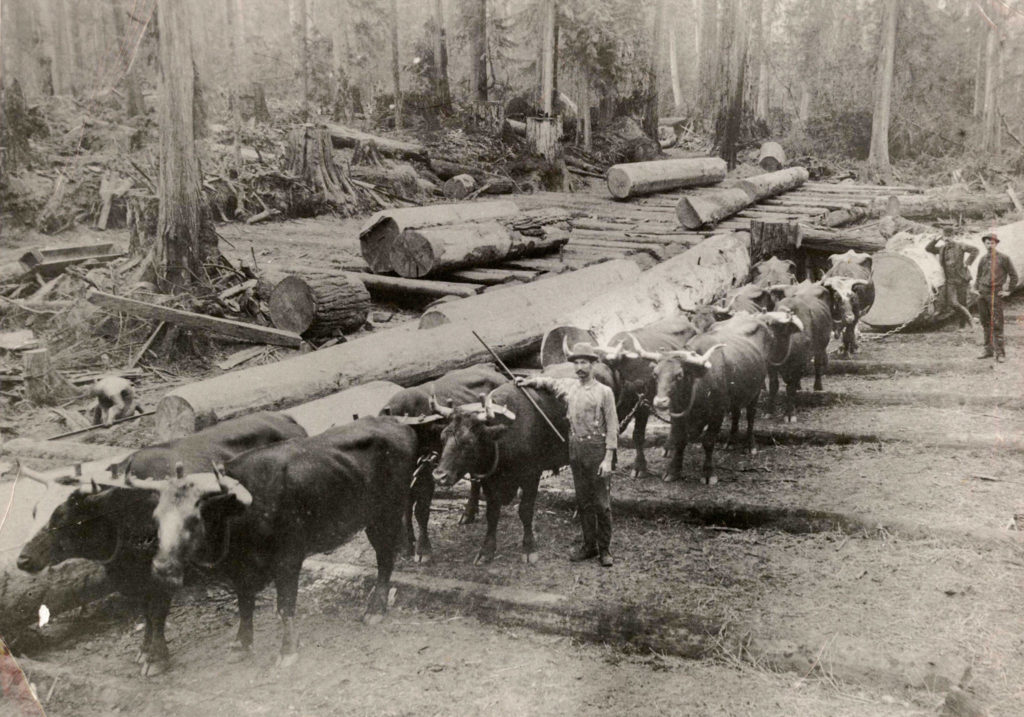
[606,157,727,199]
[757,141,787,171]
[548,232,751,344]
[863,219,1024,329]
[737,167,810,201]
[676,188,754,229]
[417,258,642,329]
[268,273,371,338]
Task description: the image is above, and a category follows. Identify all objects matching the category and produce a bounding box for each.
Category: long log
[822,191,1014,227]
[359,200,521,273]
[262,267,484,300]
[676,188,753,229]
[863,219,1024,328]
[737,167,809,200]
[553,232,751,343]
[797,224,887,254]
[606,157,727,199]
[324,122,428,161]
[417,259,642,329]
[280,381,402,435]
[268,273,371,337]
[388,221,566,278]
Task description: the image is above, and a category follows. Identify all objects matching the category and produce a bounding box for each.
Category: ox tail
[189,521,233,571]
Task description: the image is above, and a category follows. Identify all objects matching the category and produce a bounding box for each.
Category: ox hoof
[473,552,494,566]
[522,552,540,564]
[275,652,299,669]
[786,415,798,424]
[705,476,719,486]
[414,553,431,564]
[661,474,680,484]
[140,659,169,677]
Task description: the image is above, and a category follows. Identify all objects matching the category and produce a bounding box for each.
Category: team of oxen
[10,249,874,675]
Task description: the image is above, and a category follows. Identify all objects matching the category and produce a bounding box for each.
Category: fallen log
[606,157,727,199]
[737,167,809,201]
[757,141,786,171]
[822,191,1014,227]
[280,380,402,435]
[676,188,753,229]
[443,174,476,200]
[324,122,428,162]
[388,221,567,279]
[441,267,540,285]
[551,232,751,343]
[268,273,371,338]
[3,438,128,463]
[863,219,1024,328]
[418,259,642,329]
[86,290,304,348]
[260,266,484,301]
[0,560,114,638]
[359,199,521,273]
[797,224,886,254]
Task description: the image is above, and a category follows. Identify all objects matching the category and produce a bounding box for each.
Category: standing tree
[868,0,899,179]
[754,0,770,121]
[667,7,683,112]
[712,0,747,168]
[433,0,452,112]
[697,0,718,117]
[291,0,310,119]
[391,0,402,130]
[108,0,145,117]
[642,0,667,140]
[154,0,216,292]
[470,0,488,101]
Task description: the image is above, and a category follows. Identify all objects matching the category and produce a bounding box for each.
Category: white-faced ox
[136,417,417,669]
[766,283,835,422]
[751,256,798,287]
[821,250,874,355]
[379,364,508,561]
[16,411,306,677]
[432,384,569,565]
[651,311,803,484]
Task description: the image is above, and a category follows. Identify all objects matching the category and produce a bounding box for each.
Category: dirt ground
[3,214,1024,716]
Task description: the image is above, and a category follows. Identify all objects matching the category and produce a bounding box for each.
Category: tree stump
[443,174,477,200]
[22,349,81,406]
[526,116,563,160]
[284,125,358,210]
[749,219,801,269]
[268,274,371,338]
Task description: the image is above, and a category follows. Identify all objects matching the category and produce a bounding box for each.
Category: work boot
[996,353,1006,363]
[977,349,994,359]
[570,545,598,562]
[599,550,614,568]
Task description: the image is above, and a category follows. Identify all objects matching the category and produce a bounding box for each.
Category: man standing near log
[516,343,618,567]
[926,229,979,330]
[975,233,1018,362]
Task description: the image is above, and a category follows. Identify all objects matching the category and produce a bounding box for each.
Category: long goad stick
[471,330,566,443]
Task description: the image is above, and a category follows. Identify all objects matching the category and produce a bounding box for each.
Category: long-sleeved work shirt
[530,377,618,450]
[925,238,979,284]
[975,249,1019,294]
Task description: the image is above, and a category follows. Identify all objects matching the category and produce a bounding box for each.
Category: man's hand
[999,290,1011,298]
[514,376,535,388]
[598,458,613,477]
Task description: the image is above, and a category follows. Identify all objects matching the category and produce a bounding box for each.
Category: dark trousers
[943,280,973,328]
[569,439,612,552]
[978,290,1005,355]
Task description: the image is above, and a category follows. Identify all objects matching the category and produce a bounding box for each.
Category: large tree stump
[750,219,800,269]
[284,125,359,210]
[676,188,753,229]
[606,157,727,200]
[268,274,371,338]
[22,349,80,406]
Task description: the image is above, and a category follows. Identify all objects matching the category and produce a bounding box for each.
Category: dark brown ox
[16,411,306,676]
[652,312,803,484]
[821,250,874,355]
[593,316,698,477]
[432,384,569,564]
[136,417,417,668]
[379,364,508,559]
[768,283,835,422]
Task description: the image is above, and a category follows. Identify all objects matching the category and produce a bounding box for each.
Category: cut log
[280,381,403,435]
[757,141,787,171]
[797,224,887,254]
[442,174,477,200]
[676,188,754,229]
[389,221,568,279]
[863,219,1024,328]
[324,122,428,162]
[359,199,520,274]
[418,259,642,329]
[86,290,304,348]
[606,157,727,199]
[822,191,1014,227]
[268,274,371,338]
[0,559,114,637]
[737,167,809,200]
[551,232,751,343]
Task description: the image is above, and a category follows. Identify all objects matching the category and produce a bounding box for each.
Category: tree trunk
[389,221,568,278]
[755,0,770,121]
[390,0,402,130]
[982,25,1000,153]
[224,0,243,212]
[713,0,747,169]
[285,125,359,209]
[643,0,667,140]
[418,259,642,329]
[22,348,80,406]
[541,0,555,115]
[868,0,898,179]
[738,167,809,200]
[291,0,310,119]
[606,157,726,199]
[973,13,985,118]
[359,199,520,274]
[668,16,683,112]
[553,232,750,343]
[155,0,216,291]
[433,0,452,112]
[526,116,562,160]
[268,274,371,338]
[676,188,753,229]
[471,0,488,101]
[0,560,114,640]
[697,0,718,117]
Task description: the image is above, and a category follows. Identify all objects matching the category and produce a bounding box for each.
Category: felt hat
[982,233,1000,243]
[566,342,600,362]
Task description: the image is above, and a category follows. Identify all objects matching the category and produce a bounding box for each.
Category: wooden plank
[86,289,303,348]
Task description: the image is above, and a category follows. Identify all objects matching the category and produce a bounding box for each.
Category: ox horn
[4,459,51,487]
[562,335,572,361]
[699,344,726,367]
[849,279,869,288]
[429,394,454,418]
[481,392,494,421]
[213,472,252,507]
[631,335,661,362]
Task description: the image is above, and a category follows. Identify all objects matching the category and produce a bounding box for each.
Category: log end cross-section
[268,274,371,338]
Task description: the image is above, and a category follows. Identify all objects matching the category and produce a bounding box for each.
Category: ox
[432,384,569,565]
[135,416,417,669]
[591,316,698,477]
[751,256,798,287]
[652,311,803,484]
[380,364,508,560]
[16,411,306,676]
[821,250,874,355]
[768,283,835,421]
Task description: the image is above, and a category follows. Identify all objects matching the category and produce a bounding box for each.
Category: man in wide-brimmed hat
[516,342,618,566]
[975,232,1018,362]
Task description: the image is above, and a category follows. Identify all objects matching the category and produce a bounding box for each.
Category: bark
[676,188,753,229]
[540,0,555,115]
[757,141,786,171]
[268,274,372,337]
[643,0,667,140]
[755,0,769,120]
[713,0,747,169]
[390,0,402,131]
[224,0,242,207]
[291,0,310,119]
[526,116,562,160]
[326,122,428,161]
[155,0,216,291]
[0,560,114,639]
[668,15,683,111]
[738,167,809,200]
[697,0,718,115]
[606,157,726,199]
[982,26,1000,153]
[471,0,488,101]
[433,0,452,112]
[973,13,985,118]
[418,259,641,329]
[285,126,358,209]
[261,267,485,300]
[868,0,898,178]
[443,174,477,200]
